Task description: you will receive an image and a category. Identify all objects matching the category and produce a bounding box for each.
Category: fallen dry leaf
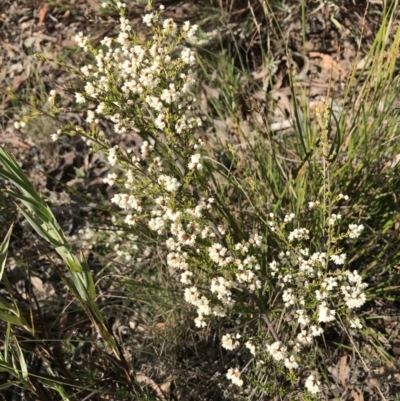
[159,379,172,396]
[0,41,21,58]
[202,82,219,100]
[38,3,49,27]
[0,132,31,149]
[339,354,348,388]
[309,51,347,79]
[136,374,168,401]
[351,389,364,401]
[30,276,45,293]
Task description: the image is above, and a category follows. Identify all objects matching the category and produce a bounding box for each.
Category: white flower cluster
[348,223,364,238]
[69,224,139,264]
[66,2,208,239]
[305,373,321,394]
[158,191,264,327]
[259,199,368,390]
[70,5,200,141]
[65,3,369,395]
[221,333,240,350]
[226,367,243,387]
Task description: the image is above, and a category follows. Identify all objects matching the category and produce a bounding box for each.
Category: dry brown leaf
[270,90,294,119]
[351,389,364,401]
[356,57,370,70]
[30,276,45,293]
[0,41,21,58]
[252,67,271,80]
[136,374,168,401]
[0,132,31,149]
[32,33,76,48]
[202,83,219,100]
[159,379,172,396]
[11,75,25,92]
[309,52,347,79]
[87,0,102,11]
[38,3,49,27]
[1,73,29,105]
[308,100,326,113]
[339,354,348,388]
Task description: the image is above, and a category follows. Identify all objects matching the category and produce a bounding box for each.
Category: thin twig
[261,314,280,343]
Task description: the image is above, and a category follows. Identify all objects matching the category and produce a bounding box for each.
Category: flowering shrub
[46,1,368,397]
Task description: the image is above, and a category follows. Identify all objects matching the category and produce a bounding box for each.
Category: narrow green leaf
[0,311,24,326]
[0,295,15,311]
[13,338,28,381]
[80,252,96,300]
[3,190,53,223]
[0,225,12,283]
[4,323,11,363]
[16,205,64,248]
[0,363,17,375]
[0,147,38,191]
[0,382,14,390]
[0,167,42,205]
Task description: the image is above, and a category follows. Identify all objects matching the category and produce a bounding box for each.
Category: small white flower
[180,271,193,284]
[140,141,153,160]
[308,200,320,209]
[349,317,362,329]
[48,89,57,103]
[51,129,62,142]
[142,13,155,26]
[330,253,346,265]
[345,290,367,309]
[162,18,177,35]
[103,173,118,186]
[267,341,287,361]
[348,224,364,239]
[288,228,309,242]
[226,367,243,387]
[84,82,96,96]
[221,333,240,351]
[158,174,181,192]
[182,21,198,38]
[245,340,256,356]
[317,303,336,323]
[154,113,166,130]
[181,48,196,65]
[124,214,137,226]
[74,32,89,49]
[284,355,298,370]
[305,374,321,394]
[188,153,202,170]
[297,330,312,345]
[296,309,309,326]
[315,289,327,301]
[107,146,118,166]
[310,325,323,337]
[284,213,295,223]
[160,83,177,104]
[327,213,342,225]
[80,65,90,76]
